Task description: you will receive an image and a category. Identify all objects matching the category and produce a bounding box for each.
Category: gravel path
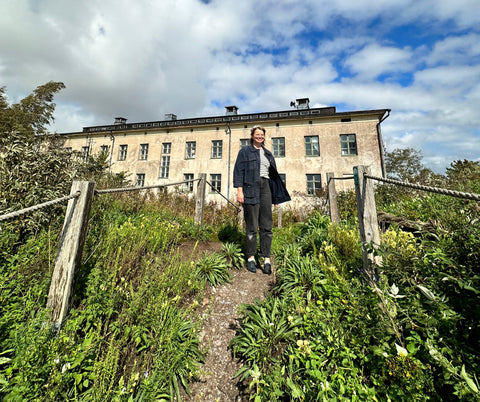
[184,264,274,402]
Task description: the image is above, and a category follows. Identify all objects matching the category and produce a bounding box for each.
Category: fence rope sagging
[0,191,81,223]
[95,179,201,195]
[365,174,480,202]
[205,180,240,212]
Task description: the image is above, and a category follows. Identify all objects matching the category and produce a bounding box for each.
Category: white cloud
[344,44,413,81]
[0,0,479,173]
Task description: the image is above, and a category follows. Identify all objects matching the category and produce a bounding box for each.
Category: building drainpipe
[225,122,232,201]
[377,109,391,178]
[109,132,115,172]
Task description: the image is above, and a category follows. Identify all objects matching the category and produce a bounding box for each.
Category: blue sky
[1,0,479,173]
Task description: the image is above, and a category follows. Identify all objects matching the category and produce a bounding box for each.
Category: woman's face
[252,128,265,147]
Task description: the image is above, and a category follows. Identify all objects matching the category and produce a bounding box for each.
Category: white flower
[61,363,71,373]
[395,343,408,357]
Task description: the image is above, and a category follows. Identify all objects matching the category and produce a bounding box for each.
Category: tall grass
[0,190,239,401]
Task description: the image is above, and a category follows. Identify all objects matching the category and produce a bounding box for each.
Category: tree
[385,147,424,181]
[0,82,79,244]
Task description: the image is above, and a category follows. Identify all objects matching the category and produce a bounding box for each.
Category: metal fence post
[353,166,381,279]
[46,181,95,329]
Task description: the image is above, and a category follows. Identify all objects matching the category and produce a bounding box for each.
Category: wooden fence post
[194,173,206,225]
[353,166,382,279]
[46,181,95,329]
[326,172,340,223]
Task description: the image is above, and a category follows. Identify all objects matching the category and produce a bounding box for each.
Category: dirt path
[180,242,274,402]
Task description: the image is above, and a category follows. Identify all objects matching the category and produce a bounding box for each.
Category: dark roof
[60,106,390,136]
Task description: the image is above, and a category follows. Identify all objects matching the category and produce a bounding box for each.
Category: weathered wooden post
[326,172,340,223]
[47,181,95,329]
[277,205,283,228]
[194,173,206,225]
[353,166,381,280]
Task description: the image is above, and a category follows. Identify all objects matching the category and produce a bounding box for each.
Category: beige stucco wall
[63,114,384,203]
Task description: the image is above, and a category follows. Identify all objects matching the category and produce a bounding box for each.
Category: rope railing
[365,174,480,202]
[0,191,81,223]
[95,179,201,195]
[205,180,241,212]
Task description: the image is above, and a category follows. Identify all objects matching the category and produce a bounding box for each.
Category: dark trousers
[243,178,273,258]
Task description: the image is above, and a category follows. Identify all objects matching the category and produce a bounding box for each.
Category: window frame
[186,141,196,159]
[272,137,285,157]
[340,134,358,156]
[183,173,194,192]
[136,173,145,187]
[240,138,250,148]
[304,136,320,157]
[81,146,89,162]
[211,140,223,159]
[160,155,170,179]
[306,174,322,195]
[162,142,171,154]
[139,143,149,160]
[210,173,221,193]
[118,144,128,161]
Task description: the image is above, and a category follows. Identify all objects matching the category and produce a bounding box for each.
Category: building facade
[60,99,390,204]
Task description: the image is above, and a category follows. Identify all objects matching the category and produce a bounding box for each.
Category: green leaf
[460,365,479,393]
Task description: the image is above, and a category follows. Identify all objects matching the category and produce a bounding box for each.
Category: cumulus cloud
[0,0,479,173]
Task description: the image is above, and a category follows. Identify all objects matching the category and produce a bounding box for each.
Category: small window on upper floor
[162,142,171,154]
[211,140,223,159]
[186,141,196,159]
[272,137,285,157]
[340,134,357,156]
[304,136,320,157]
[139,143,149,160]
[81,146,89,162]
[118,144,128,161]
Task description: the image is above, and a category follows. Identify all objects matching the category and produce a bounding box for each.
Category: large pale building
[60,98,390,204]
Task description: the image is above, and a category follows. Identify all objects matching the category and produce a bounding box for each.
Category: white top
[259,147,270,179]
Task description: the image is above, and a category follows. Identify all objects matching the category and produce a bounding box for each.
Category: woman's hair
[250,125,266,144]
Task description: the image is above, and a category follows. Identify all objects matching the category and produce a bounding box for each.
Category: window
[100,145,109,154]
[278,173,286,185]
[306,174,322,195]
[272,137,285,157]
[186,141,196,159]
[305,136,320,156]
[139,143,149,160]
[240,139,249,148]
[211,140,223,159]
[136,173,145,187]
[340,134,357,156]
[119,144,128,161]
[81,146,89,162]
[162,142,171,154]
[184,173,194,192]
[210,174,221,193]
[160,156,170,178]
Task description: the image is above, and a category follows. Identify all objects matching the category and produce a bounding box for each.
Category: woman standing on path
[233,125,290,274]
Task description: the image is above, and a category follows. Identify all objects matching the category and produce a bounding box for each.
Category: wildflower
[54,357,60,364]
[395,343,408,357]
[287,315,293,322]
[61,363,71,373]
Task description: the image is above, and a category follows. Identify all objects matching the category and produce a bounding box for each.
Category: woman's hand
[237,188,244,204]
